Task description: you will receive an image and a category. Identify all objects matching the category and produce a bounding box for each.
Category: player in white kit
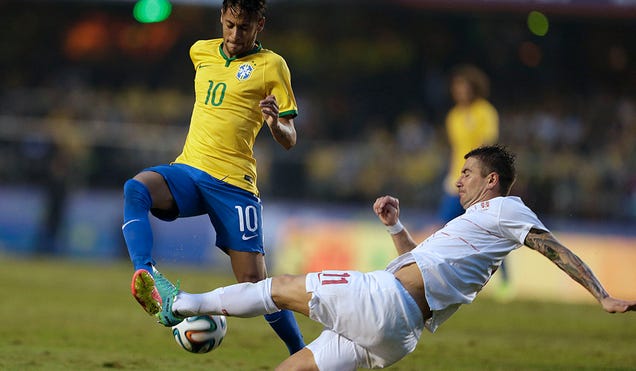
[153,145,636,370]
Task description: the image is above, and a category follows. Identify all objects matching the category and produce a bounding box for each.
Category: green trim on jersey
[280,109,298,117]
[219,41,264,67]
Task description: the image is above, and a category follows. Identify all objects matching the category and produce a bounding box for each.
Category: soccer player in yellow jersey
[436,65,512,299]
[439,64,499,223]
[122,0,304,354]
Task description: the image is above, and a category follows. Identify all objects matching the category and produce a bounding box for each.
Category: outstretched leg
[170,274,311,317]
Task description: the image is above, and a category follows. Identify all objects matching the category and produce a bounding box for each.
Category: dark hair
[464,145,516,195]
[450,64,490,99]
[222,0,266,20]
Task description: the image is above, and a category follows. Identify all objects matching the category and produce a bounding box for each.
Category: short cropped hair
[465,145,516,195]
[223,0,267,20]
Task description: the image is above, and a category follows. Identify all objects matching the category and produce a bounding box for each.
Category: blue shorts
[145,163,263,254]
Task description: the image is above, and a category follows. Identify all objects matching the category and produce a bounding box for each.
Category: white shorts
[305,270,424,370]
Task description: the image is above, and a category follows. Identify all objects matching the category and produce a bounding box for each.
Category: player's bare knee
[132,171,174,209]
[272,274,300,290]
[271,274,311,315]
[228,251,267,283]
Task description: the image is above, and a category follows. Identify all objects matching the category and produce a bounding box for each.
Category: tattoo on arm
[525,229,609,301]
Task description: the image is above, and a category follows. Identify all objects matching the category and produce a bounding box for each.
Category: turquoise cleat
[152,267,185,327]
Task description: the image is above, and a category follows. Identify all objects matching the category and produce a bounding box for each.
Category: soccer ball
[172,315,227,354]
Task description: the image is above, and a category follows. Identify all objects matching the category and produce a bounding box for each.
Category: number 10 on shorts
[235,205,258,233]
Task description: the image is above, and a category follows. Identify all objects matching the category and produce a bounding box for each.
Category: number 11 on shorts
[319,272,350,285]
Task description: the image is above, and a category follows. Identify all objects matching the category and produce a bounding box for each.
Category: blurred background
[1,0,635,301]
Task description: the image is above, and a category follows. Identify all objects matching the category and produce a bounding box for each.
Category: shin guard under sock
[122,179,155,272]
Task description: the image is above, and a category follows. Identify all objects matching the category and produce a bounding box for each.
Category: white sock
[173,278,280,318]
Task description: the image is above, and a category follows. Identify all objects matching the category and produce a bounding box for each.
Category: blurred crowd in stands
[1,1,634,221]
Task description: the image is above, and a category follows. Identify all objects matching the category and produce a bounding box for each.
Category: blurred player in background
[439,65,498,222]
[121,0,304,354]
[151,145,636,370]
[436,64,512,299]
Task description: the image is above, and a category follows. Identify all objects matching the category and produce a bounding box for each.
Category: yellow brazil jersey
[174,38,298,196]
[444,98,499,194]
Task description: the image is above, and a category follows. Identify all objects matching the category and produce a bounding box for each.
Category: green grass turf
[1,254,635,370]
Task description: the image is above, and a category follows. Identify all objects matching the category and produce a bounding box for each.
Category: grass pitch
[1,254,635,370]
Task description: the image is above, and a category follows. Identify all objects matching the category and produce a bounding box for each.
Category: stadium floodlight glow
[133,0,172,23]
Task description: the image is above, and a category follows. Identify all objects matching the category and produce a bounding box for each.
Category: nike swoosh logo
[122,219,142,230]
[242,234,258,241]
[198,64,210,69]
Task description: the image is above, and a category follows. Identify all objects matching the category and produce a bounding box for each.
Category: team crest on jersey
[236,63,254,81]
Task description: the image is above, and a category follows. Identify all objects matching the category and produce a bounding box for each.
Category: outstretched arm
[525,228,636,313]
[373,195,418,256]
[260,95,296,150]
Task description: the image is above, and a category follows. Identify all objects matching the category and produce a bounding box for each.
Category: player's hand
[373,195,400,226]
[260,95,279,127]
[600,296,636,313]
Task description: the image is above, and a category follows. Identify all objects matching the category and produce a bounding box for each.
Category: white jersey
[386,196,548,332]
